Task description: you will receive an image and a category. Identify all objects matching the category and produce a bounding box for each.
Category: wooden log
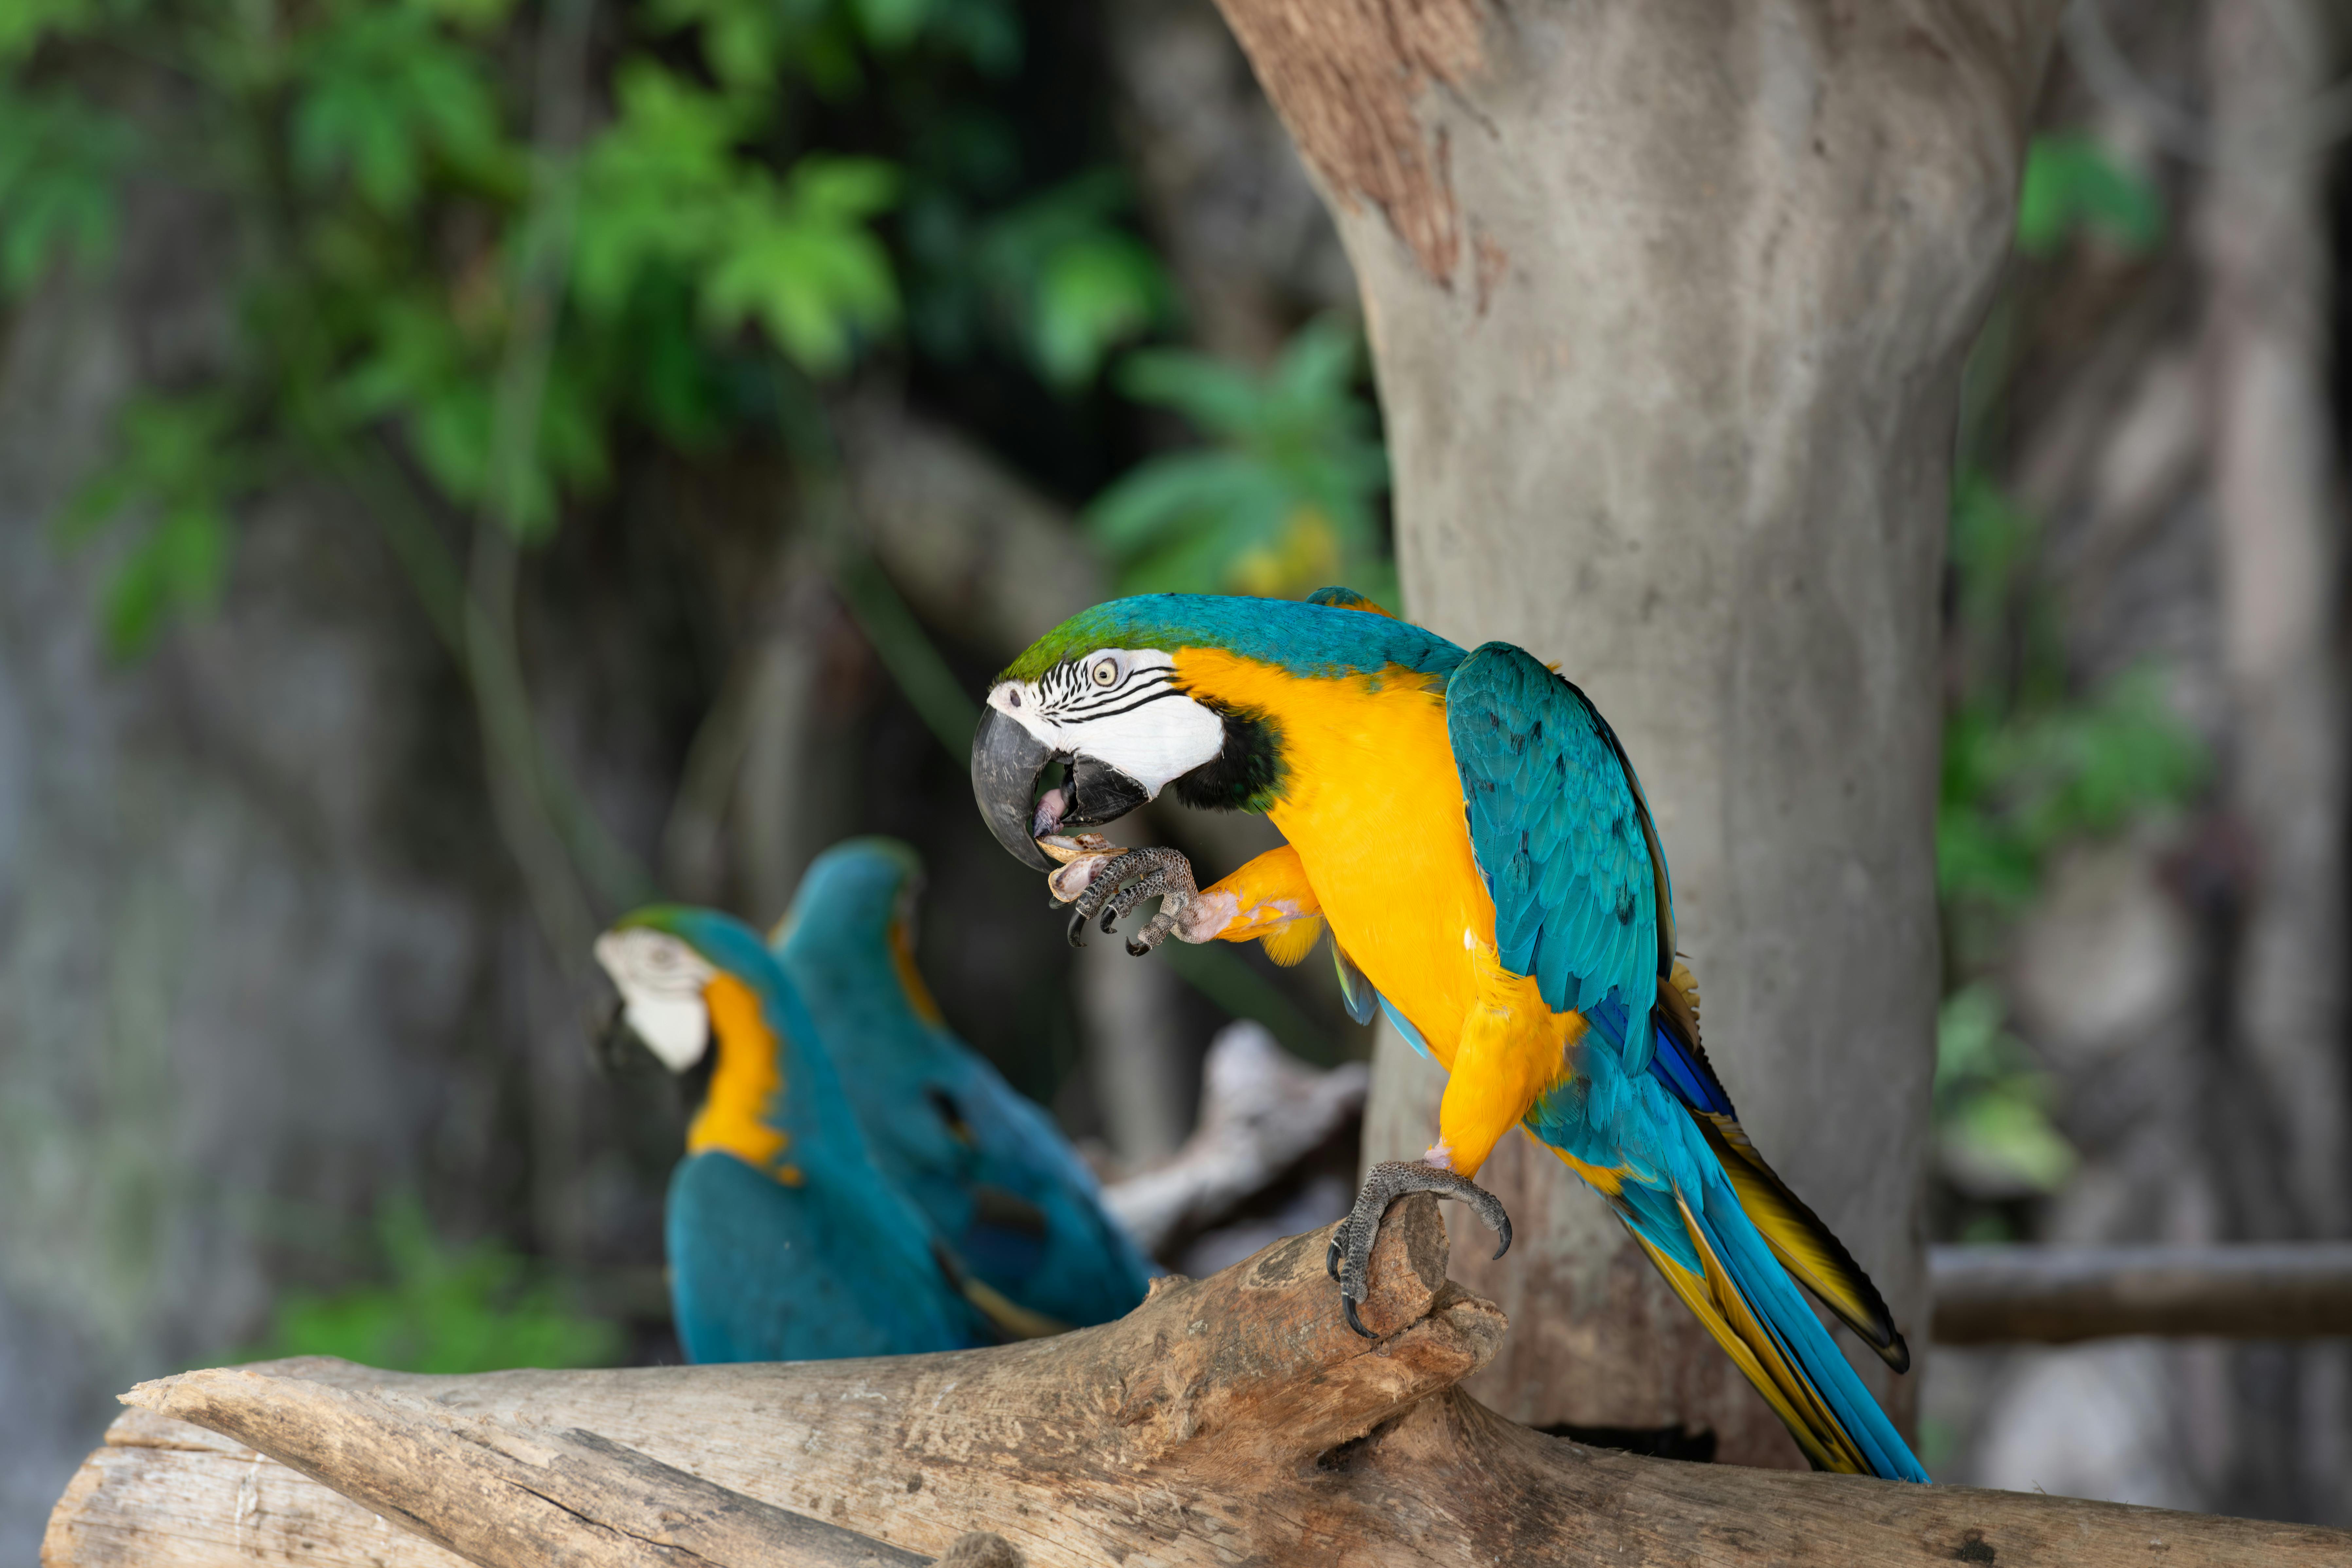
[1931,1242,2352,1344]
[47,1200,2352,1568]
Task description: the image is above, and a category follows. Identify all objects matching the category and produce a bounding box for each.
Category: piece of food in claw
[1037,834,1123,905]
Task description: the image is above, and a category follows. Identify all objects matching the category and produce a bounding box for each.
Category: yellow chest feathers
[1173,648,1496,1065]
[686,973,804,1185]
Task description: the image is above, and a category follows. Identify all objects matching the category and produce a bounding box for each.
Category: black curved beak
[972,706,1058,871]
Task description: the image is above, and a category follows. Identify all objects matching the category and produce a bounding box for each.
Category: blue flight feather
[776,839,1155,1330]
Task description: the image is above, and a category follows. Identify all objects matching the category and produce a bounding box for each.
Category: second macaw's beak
[970,706,1154,872]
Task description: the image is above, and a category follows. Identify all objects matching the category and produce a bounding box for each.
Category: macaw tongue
[1031,783,1075,837]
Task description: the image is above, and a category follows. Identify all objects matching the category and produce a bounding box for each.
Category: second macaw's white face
[984,647,1224,828]
[592,927,718,1073]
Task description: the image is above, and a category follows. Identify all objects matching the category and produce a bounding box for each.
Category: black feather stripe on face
[1171,699,1286,813]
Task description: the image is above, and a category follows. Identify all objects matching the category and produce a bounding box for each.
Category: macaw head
[971,590,1457,869]
[592,904,771,1074]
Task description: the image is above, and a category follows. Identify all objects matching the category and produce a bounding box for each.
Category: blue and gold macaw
[594,905,1019,1362]
[969,590,1927,1481]
[773,838,1153,1327]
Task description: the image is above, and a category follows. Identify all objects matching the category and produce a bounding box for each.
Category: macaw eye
[1091,658,1118,687]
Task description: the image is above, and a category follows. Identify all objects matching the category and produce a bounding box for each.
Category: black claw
[1328,1160,1513,1338]
[1065,909,1088,948]
[1099,903,1121,936]
[1342,1293,1372,1339]
[1124,937,1151,957]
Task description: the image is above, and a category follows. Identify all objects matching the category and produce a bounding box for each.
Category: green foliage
[904,166,1169,388]
[973,172,1168,388]
[0,86,132,294]
[1938,468,2205,916]
[1939,672,2205,909]
[6,0,1089,643]
[1935,452,2200,1229]
[2016,132,2163,258]
[232,1194,622,1375]
[1089,317,1392,601]
[58,396,251,658]
[1934,983,2076,1199]
[291,5,512,215]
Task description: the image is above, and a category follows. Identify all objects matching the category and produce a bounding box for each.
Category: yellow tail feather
[1624,1203,1873,1475]
[1655,959,1908,1372]
[1695,1117,1908,1371]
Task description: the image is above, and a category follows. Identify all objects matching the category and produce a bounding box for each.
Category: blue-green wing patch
[1447,643,1660,1022]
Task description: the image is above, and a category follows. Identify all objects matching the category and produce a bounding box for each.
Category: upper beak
[972,706,1057,871]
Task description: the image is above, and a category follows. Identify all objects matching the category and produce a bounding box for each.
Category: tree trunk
[1205,0,2065,1463]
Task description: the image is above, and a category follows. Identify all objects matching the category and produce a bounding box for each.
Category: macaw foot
[1055,844,1206,956]
[1327,1160,1512,1338]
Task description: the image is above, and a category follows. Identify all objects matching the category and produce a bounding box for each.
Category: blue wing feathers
[1449,646,1659,1023]
[1457,644,1923,1480]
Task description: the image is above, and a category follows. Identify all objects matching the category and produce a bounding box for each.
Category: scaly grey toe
[1333,1160,1513,1338]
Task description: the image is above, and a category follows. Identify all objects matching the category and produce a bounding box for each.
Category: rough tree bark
[2198,0,2351,1524]
[1200,0,2066,1462]
[46,1200,2352,1568]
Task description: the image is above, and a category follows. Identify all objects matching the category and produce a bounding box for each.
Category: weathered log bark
[1203,0,2067,1462]
[46,1201,2352,1568]
[1930,1242,2352,1344]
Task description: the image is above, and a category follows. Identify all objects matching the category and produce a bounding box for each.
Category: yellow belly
[1173,649,1489,1068]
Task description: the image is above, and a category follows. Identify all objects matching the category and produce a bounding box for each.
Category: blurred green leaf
[974,172,1168,388]
[59,395,254,656]
[1934,984,2077,1198]
[230,1194,622,1374]
[0,87,133,294]
[571,61,748,319]
[2017,132,2163,258]
[292,5,513,213]
[0,0,112,62]
[701,156,900,375]
[852,0,927,49]
[1939,669,2205,909]
[1090,317,1389,600]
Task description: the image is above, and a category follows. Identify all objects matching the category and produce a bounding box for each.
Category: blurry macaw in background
[594,906,1027,1362]
[773,838,1154,1328]
[969,589,1928,1481]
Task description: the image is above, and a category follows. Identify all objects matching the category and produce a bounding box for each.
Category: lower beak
[591,998,636,1075]
[971,707,1057,871]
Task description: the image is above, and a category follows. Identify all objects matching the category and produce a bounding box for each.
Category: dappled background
[1,0,2346,1552]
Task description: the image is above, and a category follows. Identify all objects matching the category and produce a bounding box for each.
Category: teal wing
[1446,642,1665,1028]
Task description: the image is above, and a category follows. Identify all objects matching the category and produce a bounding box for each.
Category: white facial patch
[592,928,719,1073]
[987,648,1226,798]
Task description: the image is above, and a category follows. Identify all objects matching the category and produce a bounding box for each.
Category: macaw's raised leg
[1327,1160,1512,1338]
[1062,846,1207,955]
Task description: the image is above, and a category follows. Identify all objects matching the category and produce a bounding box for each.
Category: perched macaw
[593,905,1012,1362]
[969,589,1927,1481]
[772,838,1154,1327]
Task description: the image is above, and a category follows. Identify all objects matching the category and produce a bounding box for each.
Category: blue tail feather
[1687,1168,1928,1482]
